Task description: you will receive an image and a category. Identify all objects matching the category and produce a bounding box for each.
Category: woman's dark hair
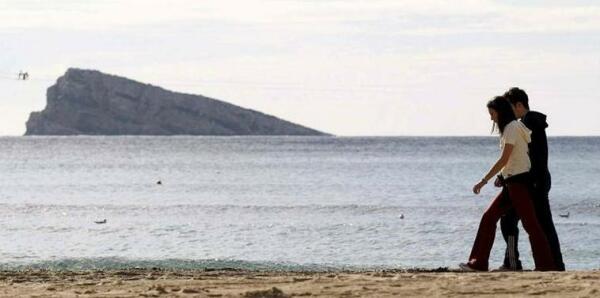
[486,96,516,134]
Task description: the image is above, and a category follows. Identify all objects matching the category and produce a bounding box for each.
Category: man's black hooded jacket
[521,111,551,191]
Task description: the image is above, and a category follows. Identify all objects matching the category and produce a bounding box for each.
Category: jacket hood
[523,111,548,130]
[517,121,532,144]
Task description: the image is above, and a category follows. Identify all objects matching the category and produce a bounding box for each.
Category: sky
[0,0,599,136]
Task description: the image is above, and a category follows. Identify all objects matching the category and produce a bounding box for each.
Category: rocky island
[25,68,327,136]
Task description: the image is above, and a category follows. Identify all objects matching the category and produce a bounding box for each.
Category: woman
[459,96,556,271]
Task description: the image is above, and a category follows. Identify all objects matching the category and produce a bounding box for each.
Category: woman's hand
[473,180,487,194]
[494,177,503,187]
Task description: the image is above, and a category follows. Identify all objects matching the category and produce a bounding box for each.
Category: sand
[0,269,599,297]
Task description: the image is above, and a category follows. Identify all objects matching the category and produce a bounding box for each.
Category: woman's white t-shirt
[500,120,532,178]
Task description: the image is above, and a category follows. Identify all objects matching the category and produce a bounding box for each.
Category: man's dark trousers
[500,173,565,271]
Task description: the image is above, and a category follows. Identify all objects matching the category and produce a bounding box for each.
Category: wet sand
[0,269,599,297]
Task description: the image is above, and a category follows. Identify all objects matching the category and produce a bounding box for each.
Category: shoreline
[1,268,598,297]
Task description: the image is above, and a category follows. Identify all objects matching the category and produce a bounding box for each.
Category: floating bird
[156,180,162,185]
[559,212,570,218]
[399,214,405,219]
[94,219,107,224]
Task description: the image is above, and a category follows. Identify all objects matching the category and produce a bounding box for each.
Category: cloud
[1,0,600,35]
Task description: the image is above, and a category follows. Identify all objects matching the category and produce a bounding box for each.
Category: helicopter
[18,71,30,80]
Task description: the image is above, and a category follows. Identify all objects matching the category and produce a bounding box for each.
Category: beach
[1,269,599,297]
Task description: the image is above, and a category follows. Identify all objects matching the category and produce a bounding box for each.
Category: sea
[0,136,598,271]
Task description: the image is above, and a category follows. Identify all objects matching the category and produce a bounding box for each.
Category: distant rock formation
[25,68,328,136]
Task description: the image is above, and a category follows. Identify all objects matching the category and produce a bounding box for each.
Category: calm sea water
[0,136,598,271]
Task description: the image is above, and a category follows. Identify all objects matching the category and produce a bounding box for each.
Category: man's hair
[504,87,529,109]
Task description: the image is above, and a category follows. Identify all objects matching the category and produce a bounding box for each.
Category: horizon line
[1,134,600,138]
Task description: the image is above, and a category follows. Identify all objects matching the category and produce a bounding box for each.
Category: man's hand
[494,177,502,188]
[473,181,486,194]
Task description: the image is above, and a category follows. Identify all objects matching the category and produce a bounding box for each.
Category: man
[496,87,565,271]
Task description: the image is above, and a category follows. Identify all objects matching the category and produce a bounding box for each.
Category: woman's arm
[473,144,514,194]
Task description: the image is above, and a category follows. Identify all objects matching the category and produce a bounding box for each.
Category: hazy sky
[1,0,599,136]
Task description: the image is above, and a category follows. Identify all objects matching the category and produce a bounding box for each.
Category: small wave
[0,203,461,213]
[0,257,371,272]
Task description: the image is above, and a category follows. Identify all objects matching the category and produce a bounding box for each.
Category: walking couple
[460,88,565,272]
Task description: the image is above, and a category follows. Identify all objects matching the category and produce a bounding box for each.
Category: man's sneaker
[494,264,523,272]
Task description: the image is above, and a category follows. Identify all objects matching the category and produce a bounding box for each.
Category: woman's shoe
[458,263,484,272]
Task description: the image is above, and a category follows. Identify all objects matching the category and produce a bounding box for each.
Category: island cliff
[25,68,327,136]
